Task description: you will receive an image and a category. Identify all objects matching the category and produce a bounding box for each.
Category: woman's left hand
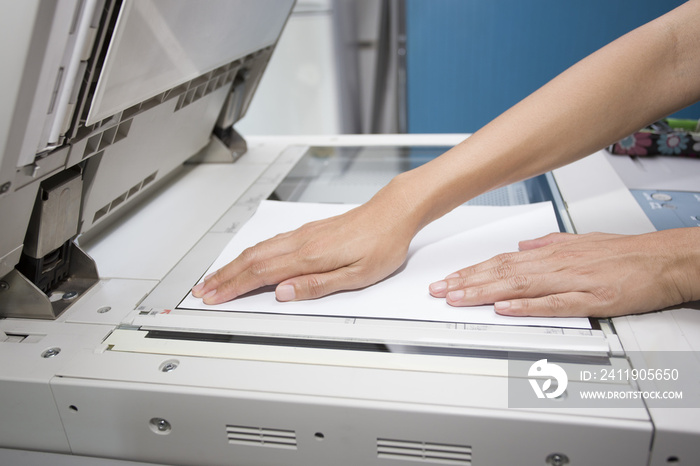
[428,229,700,317]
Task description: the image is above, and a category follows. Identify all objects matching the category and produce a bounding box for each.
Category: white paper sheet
[179,201,591,329]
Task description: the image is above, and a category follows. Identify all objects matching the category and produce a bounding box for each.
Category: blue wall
[406,0,697,133]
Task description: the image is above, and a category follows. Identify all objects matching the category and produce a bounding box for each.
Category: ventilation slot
[91,171,158,224]
[377,438,472,465]
[174,58,246,112]
[226,425,297,450]
[82,119,133,159]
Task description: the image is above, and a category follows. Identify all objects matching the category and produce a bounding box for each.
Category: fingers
[442,273,549,307]
[493,292,608,318]
[430,263,571,308]
[193,260,360,305]
[192,253,297,305]
[430,265,613,317]
[427,235,596,316]
[429,248,562,301]
[518,232,577,250]
[191,231,312,304]
[517,231,617,250]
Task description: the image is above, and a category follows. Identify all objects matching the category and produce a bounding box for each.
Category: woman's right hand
[191,186,418,305]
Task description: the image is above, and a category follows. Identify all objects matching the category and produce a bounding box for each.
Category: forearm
[389,0,700,235]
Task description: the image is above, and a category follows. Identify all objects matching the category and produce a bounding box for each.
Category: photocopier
[1,1,698,465]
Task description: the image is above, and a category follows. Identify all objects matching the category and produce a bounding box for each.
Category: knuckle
[248,260,269,279]
[298,240,323,263]
[204,269,221,286]
[494,252,516,266]
[491,255,517,281]
[446,273,465,289]
[304,275,328,298]
[475,286,494,302]
[546,232,573,243]
[511,299,531,315]
[590,286,616,305]
[464,286,487,302]
[239,245,261,265]
[558,250,584,263]
[214,278,241,300]
[542,294,567,313]
[448,272,469,287]
[544,232,564,240]
[506,274,531,293]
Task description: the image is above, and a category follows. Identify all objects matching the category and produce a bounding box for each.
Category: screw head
[41,347,61,358]
[546,453,570,466]
[149,417,172,435]
[62,291,78,300]
[159,359,180,373]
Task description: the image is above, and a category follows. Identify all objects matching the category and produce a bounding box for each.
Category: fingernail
[204,272,216,281]
[447,289,465,302]
[429,281,447,293]
[202,289,217,303]
[445,273,460,279]
[494,301,511,313]
[276,284,296,302]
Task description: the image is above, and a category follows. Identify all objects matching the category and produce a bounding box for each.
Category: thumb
[275,268,369,301]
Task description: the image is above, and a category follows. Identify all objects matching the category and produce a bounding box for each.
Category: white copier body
[1,1,699,465]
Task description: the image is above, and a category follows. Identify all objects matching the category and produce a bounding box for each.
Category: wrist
[377,169,440,237]
[667,228,700,304]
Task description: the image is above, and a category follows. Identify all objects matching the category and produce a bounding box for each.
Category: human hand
[191,197,416,305]
[428,229,700,317]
